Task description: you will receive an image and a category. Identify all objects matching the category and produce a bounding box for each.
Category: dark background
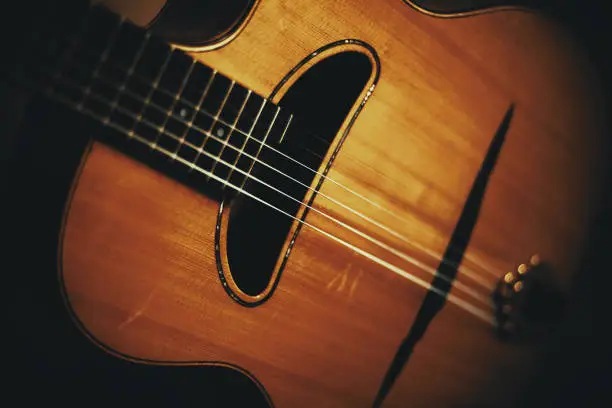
[521,1,612,407]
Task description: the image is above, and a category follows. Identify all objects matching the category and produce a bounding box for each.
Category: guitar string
[44,79,495,325]
[150,64,501,280]
[39,14,500,284]
[46,49,500,300]
[29,7,503,284]
[52,71,489,305]
[31,25,500,311]
[33,13,497,322]
[55,52,500,291]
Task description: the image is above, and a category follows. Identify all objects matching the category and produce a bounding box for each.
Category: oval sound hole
[224,50,373,298]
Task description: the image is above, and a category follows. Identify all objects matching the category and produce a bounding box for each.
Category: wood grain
[61,1,607,406]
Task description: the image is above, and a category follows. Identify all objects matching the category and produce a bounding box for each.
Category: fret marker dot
[217,127,225,138]
[179,108,189,118]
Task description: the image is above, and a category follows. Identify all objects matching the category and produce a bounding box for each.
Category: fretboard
[7,5,295,197]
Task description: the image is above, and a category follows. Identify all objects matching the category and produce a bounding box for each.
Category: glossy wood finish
[61,1,608,407]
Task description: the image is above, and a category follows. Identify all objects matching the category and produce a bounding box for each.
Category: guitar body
[16,0,608,407]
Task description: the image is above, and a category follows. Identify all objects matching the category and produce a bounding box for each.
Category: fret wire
[48,76,299,207]
[48,75,240,184]
[136,46,173,142]
[56,44,323,158]
[37,21,499,303]
[278,113,294,144]
[240,106,281,190]
[48,79,256,198]
[45,80,492,321]
[48,71,494,302]
[53,65,280,188]
[188,70,217,125]
[51,81,238,198]
[249,99,268,135]
[106,30,151,125]
[211,89,252,182]
[158,59,196,156]
[53,56,318,197]
[226,97,268,183]
[77,18,124,111]
[47,77,320,227]
[176,70,218,158]
[195,80,236,178]
[188,70,221,171]
[73,94,220,190]
[60,47,298,162]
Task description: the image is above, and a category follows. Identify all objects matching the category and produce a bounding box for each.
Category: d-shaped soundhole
[221,49,374,300]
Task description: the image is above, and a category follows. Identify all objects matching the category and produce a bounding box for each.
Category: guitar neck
[5,5,295,198]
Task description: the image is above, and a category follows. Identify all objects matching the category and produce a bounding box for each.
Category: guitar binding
[215,40,380,306]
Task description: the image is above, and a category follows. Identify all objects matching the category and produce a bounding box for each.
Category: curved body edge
[404,0,533,17]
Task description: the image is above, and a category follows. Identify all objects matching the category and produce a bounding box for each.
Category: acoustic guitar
[2,0,608,406]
